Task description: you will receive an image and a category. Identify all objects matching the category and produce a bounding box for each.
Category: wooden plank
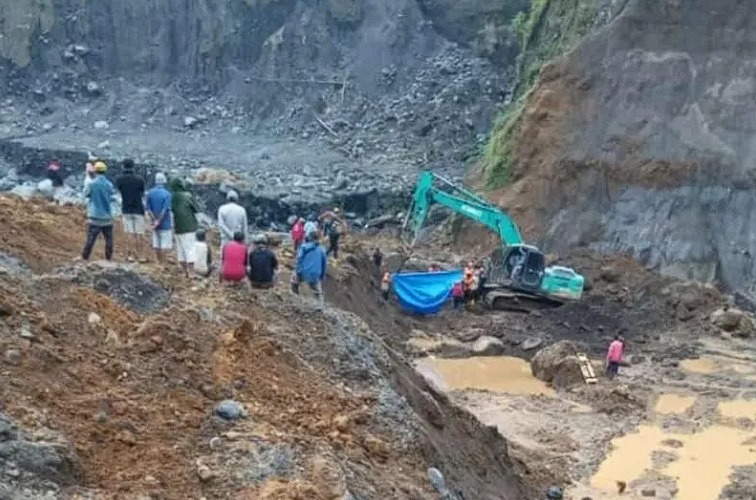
[577,353,598,384]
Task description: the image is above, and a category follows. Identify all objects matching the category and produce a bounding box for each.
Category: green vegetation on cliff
[482,0,598,188]
[0,0,54,67]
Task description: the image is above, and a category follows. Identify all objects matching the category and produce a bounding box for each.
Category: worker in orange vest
[463,262,476,303]
[380,266,392,301]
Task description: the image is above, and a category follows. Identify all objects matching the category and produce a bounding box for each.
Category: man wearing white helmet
[217,189,248,253]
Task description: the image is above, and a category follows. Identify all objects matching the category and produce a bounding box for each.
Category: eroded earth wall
[499,0,756,302]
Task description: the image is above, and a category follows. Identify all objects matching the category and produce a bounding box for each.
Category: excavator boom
[405,171,523,246]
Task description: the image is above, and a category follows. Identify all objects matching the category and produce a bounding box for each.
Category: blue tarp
[392,270,463,315]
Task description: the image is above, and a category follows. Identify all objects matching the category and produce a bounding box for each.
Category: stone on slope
[710,307,754,337]
[530,340,585,388]
[214,400,246,421]
[471,336,506,356]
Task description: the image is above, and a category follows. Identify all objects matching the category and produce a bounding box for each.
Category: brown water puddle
[679,357,718,374]
[654,394,695,415]
[718,400,756,420]
[415,356,554,396]
[591,423,756,498]
[680,356,755,375]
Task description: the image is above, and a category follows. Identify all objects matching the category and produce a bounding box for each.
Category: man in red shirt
[290,217,305,252]
[220,231,248,284]
[605,335,625,380]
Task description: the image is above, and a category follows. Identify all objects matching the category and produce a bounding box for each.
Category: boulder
[214,400,246,421]
[530,340,585,388]
[521,337,543,351]
[710,307,754,337]
[663,281,722,316]
[471,336,506,356]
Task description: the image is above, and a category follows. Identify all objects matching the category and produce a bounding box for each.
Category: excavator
[402,170,584,311]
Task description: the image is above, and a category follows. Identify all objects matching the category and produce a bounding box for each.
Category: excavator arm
[404,170,523,247]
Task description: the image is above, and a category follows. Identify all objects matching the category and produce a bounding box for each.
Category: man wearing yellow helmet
[81,160,115,261]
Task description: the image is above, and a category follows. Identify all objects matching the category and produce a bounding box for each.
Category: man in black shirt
[247,234,279,288]
[115,159,147,262]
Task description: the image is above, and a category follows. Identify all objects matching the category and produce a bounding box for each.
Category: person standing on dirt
[380,265,392,301]
[217,190,248,253]
[170,178,199,277]
[463,262,476,304]
[80,161,115,261]
[194,229,213,278]
[290,230,328,310]
[145,172,173,264]
[220,230,248,284]
[304,214,318,239]
[605,334,625,379]
[83,159,96,195]
[290,217,305,252]
[372,248,383,270]
[247,234,279,288]
[451,281,464,311]
[320,207,344,260]
[115,159,147,263]
[46,158,64,188]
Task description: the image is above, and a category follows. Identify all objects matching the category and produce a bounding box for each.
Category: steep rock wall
[0,0,522,176]
[493,0,756,301]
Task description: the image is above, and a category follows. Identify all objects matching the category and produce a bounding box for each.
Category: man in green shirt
[169,178,199,277]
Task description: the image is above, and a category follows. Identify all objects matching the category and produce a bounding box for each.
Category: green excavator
[402,170,584,311]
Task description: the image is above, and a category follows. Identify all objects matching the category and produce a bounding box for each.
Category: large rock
[471,336,506,356]
[530,341,585,389]
[710,307,754,338]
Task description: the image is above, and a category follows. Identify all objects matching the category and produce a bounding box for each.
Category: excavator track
[484,289,564,313]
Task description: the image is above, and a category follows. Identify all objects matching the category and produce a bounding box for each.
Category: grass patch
[481,0,599,188]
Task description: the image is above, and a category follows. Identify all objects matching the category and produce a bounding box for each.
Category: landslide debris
[0,195,529,499]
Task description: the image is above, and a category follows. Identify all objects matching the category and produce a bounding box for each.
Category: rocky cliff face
[490,0,756,302]
[0,0,524,167]
[0,0,527,222]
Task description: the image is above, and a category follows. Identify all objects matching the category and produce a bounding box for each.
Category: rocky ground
[391,239,756,499]
[1,192,755,500]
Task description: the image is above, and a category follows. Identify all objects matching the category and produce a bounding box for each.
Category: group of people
[72,157,334,309]
[289,209,345,259]
[451,261,486,310]
[80,158,205,277]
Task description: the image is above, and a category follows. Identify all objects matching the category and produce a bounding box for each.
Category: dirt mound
[530,341,585,389]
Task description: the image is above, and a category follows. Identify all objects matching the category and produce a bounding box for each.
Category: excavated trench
[324,254,548,498]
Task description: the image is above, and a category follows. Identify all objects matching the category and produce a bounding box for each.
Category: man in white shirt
[217,190,248,252]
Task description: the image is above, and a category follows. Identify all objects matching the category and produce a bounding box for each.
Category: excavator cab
[484,245,583,301]
[487,245,546,293]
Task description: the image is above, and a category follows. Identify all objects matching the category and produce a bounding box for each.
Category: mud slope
[487,0,756,301]
[0,195,528,499]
